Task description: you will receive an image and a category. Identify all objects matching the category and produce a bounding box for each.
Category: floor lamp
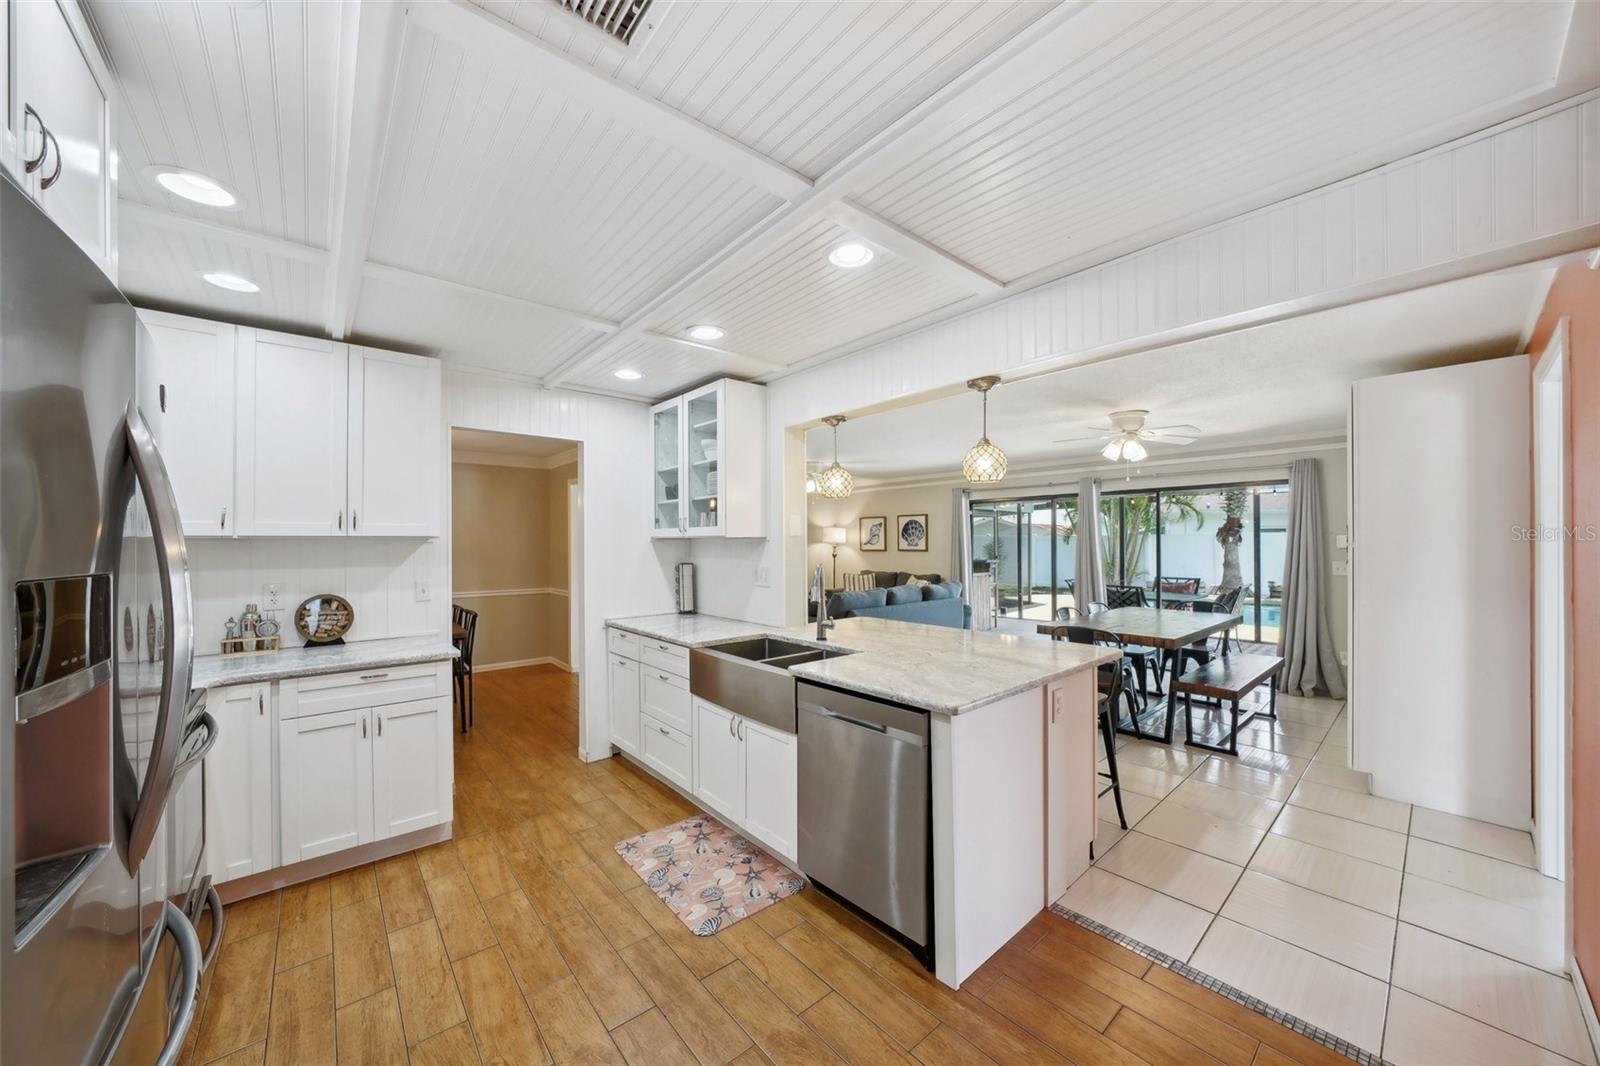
[822,526,848,587]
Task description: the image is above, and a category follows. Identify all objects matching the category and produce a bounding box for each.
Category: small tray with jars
[220,601,283,656]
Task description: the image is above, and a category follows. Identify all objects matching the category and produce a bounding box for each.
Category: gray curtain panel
[1076,476,1107,611]
[953,487,972,592]
[1278,458,1347,698]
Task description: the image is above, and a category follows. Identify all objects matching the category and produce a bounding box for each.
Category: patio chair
[1106,584,1148,608]
[1211,586,1244,653]
[1099,586,1163,701]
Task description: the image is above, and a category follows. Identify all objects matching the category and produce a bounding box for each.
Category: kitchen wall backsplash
[188,537,443,654]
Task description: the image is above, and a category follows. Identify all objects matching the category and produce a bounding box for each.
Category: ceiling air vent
[552,0,666,51]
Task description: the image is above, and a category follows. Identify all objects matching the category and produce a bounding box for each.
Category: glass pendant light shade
[817,415,853,498]
[963,376,1006,484]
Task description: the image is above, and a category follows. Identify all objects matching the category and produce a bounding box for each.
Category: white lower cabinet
[279,708,373,863]
[693,699,744,822]
[640,715,692,791]
[372,698,449,838]
[691,697,798,860]
[741,721,797,859]
[608,655,640,755]
[204,683,274,882]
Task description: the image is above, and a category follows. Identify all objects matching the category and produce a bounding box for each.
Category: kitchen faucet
[813,563,834,640]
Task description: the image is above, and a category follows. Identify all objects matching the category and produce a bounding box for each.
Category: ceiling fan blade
[1141,424,1201,443]
[1052,432,1114,444]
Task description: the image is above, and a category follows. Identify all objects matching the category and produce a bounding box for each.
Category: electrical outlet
[1331,560,1350,576]
[753,567,770,588]
[262,583,283,611]
[414,578,432,602]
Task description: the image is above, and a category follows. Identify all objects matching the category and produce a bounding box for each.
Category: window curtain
[1278,458,1347,697]
[953,488,972,589]
[1075,476,1107,611]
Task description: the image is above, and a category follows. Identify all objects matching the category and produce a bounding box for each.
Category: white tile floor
[1062,689,1599,1065]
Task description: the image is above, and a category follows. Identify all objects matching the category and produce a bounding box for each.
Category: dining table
[1038,606,1242,742]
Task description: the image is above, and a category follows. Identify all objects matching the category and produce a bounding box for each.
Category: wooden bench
[1173,653,1283,755]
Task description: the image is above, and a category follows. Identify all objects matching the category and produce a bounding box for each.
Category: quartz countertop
[606,613,1117,715]
[192,635,458,690]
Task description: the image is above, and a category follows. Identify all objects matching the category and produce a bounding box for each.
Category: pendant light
[962,376,1007,483]
[816,415,854,498]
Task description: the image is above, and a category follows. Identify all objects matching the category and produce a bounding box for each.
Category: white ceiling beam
[643,331,789,373]
[406,0,812,201]
[540,1,1092,388]
[324,0,405,339]
[362,263,620,333]
[829,199,1003,295]
[120,201,326,265]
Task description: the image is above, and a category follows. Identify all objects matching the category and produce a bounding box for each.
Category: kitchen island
[606,613,1117,988]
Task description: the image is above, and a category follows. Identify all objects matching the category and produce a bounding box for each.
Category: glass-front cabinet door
[684,384,721,535]
[651,399,682,535]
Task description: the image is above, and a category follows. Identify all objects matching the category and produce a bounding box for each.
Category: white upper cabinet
[348,347,442,536]
[650,378,765,539]
[12,0,115,278]
[236,329,349,536]
[137,311,237,537]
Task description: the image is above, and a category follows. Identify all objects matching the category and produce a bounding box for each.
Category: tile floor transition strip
[1048,902,1387,1066]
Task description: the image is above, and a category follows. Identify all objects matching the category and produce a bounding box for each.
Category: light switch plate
[414,578,432,602]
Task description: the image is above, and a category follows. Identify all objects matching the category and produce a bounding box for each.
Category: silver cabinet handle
[22,105,48,171]
[738,719,745,740]
[337,510,344,531]
[257,692,264,716]
[377,715,383,736]
[353,511,358,532]
[360,672,388,680]
[220,506,227,530]
[658,726,670,736]
[729,715,735,738]
[361,717,367,738]
[658,673,670,682]
[39,128,62,190]
[159,383,168,412]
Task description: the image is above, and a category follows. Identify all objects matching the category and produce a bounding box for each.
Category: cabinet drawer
[282,662,445,719]
[607,627,641,660]
[640,638,689,678]
[641,668,691,734]
[640,714,691,792]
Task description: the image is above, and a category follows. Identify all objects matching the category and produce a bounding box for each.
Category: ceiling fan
[1054,410,1201,464]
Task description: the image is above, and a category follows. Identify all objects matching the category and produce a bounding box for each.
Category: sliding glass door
[970,479,1288,642]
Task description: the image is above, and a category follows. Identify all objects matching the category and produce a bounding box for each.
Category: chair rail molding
[454,587,569,598]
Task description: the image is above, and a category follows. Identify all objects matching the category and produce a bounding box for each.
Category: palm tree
[1101,493,1203,583]
[1217,487,1249,593]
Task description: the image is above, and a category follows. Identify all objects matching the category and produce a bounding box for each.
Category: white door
[609,655,640,755]
[204,684,274,882]
[279,709,372,862]
[372,697,448,839]
[741,720,796,859]
[236,329,348,536]
[693,699,744,823]
[137,311,236,536]
[16,0,113,275]
[348,347,441,536]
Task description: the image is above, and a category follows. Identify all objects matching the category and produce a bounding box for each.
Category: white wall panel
[688,94,1600,627]
[443,372,684,759]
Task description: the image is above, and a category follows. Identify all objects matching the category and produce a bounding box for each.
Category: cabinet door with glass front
[651,398,683,536]
[683,383,722,536]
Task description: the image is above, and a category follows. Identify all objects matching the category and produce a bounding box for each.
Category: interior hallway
[179,666,1357,1066]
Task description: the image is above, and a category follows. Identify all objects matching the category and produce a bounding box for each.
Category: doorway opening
[448,428,582,737]
[1532,320,1569,888]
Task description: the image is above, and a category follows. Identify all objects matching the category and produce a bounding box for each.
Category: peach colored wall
[1527,263,1600,1009]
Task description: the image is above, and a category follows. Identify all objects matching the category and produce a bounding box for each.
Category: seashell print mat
[614,814,805,936]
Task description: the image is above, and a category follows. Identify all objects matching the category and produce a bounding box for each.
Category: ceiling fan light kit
[817,415,854,498]
[1060,409,1201,473]
[963,375,1007,483]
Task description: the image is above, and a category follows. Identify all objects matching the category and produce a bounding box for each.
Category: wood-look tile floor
[182,665,1365,1066]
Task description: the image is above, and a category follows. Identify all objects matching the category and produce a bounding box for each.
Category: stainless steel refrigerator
[2,171,220,1062]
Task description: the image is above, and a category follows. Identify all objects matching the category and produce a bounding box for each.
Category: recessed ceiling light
[828,242,873,269]
[148,166,240,209]
[614,368,643,381]
[686,325,724,342]
[201,271,259,293]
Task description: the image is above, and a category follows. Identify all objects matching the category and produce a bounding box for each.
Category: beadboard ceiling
[92,0,1593,401]
[806,266,1555,484]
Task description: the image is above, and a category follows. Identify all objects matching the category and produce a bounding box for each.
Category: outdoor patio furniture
[1106,584,1149,608]
[1211,586,1245,654]
[1159,577,1202,593]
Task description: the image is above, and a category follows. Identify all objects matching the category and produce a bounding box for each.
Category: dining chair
[1051,625,1130,841]
[1106,584,1148,608]
[1211,586,1244,653]
[1097,587,1164,701]
[454,607,478,734]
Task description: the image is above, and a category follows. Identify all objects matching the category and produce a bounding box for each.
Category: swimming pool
[1241,604,1282,627]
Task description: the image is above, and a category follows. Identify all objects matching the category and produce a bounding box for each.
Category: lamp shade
[822,526,848,546]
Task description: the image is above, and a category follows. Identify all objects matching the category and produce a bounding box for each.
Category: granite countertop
[192,635,458,690]
[606,613,1117,715]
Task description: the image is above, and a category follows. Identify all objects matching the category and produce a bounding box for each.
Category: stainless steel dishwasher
[796,681,932,964]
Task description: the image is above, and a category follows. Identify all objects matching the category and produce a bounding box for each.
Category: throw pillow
[885,583,922,606]
[923,582,953,601]
[828,588,888,616]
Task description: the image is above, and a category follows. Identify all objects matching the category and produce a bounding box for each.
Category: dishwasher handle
[798,685,928,747]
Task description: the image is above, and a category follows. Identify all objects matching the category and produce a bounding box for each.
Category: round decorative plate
[294,594,354,644]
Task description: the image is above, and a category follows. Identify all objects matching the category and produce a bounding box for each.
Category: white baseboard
[476,656,570,673]
[1574,955,1600,1061]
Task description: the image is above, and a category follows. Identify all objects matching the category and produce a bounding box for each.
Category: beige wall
[452,460,577,668]
[807,485,956,587]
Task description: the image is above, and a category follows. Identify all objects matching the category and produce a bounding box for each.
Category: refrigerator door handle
[124,403,195,871]
[154,901,201,1066]
[199,885,225,973]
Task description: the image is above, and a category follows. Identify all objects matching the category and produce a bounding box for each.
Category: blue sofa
[827,581,972,629]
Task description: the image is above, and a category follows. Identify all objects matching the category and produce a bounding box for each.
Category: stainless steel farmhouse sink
[689,638,853,734]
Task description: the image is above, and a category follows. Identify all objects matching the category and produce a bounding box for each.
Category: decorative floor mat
[1049,902,1383,1065]
[615,814,805,936]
